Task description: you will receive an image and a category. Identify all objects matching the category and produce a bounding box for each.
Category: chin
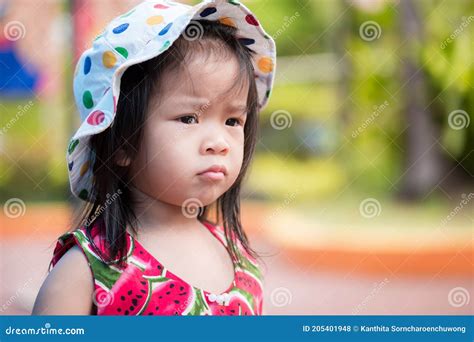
[188,189,225,208]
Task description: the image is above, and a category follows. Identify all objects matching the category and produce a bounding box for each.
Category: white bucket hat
[67,0,276,202]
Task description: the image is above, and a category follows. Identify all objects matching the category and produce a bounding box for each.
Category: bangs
[147,19,258,113]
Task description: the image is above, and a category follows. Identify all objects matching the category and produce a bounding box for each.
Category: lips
[197,165,227,181]
[198,165,227,176]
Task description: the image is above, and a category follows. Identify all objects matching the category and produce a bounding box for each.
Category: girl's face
[127,53,248,208]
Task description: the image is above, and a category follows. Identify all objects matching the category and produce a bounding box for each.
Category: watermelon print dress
[50,219,264,316]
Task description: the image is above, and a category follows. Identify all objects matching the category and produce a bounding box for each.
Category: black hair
[70,19,263,269]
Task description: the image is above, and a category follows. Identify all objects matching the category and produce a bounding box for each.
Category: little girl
[32,0,276,316]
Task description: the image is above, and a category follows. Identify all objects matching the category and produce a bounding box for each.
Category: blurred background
[0,0,472,315]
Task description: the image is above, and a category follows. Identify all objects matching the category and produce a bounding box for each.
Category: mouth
[197,164,227,181]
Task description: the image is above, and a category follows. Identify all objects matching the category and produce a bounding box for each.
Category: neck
[129,184,202,234]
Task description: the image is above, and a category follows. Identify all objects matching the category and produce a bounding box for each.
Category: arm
[32,245,95,315]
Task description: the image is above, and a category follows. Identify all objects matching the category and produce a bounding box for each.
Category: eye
[226,118,244,127]
[178,114,198,124]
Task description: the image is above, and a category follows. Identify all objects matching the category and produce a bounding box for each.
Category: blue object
[0,42,39,97]
[0,315,472,341]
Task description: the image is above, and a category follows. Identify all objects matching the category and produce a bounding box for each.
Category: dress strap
[202,220,264,282]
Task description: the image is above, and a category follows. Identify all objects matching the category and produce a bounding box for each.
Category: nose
[201,134,230,155]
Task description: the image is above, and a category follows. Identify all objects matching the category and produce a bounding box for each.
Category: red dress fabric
[50,219,264,315]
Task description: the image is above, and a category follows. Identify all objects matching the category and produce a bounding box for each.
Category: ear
[115,149,131,167]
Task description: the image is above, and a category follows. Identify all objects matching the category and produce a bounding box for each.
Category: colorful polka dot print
[68,0,276,202]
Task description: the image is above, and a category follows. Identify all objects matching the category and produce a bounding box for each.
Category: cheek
[228,133,245,179]
[130,124,197,202]
[130,125,177,182]
[144,126,188,173]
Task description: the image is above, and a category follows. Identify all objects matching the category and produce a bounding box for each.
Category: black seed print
[148,312,153,315]
[155,306,159,310]
[140,281,146,285]
[166,291,170,295]
[139,251,143,254]
[125,310,129,315]
[128,290,132,295]
[169,284,175,288]
[121,296,125,301]
[230,310,235,313]
[180,286,184,291]
[136,295,143,299]
[132,299,138,306]
[141,289,146,294]
[220,309,224,313]
[157,265,162,269]
[130,306,135,311]
[174,300,180,304]
[179,292,187,296]
[117,308,121,312]
[159,296,162,299]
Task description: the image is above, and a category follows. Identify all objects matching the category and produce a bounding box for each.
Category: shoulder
[33,223,107,315]
[32,244,94,315]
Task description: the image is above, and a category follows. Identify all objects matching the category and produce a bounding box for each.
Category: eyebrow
[227,104,248,115]
[176,96,248,115]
